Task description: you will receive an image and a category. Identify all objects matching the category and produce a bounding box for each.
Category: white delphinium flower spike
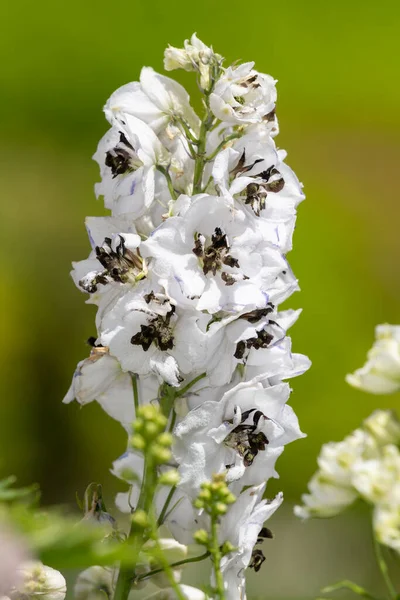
[346,324,400,394]
[66,31,309,600]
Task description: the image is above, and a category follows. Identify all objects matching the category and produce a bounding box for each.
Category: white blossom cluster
[295,410,400,554]
[64,33,309,599]
[347,324,400,395]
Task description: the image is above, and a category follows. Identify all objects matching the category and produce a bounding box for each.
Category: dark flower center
[192,227,240,281]
[79,235,144,293]
[224,408,269,467]
[131,307,175,352]
[105,132,141,178]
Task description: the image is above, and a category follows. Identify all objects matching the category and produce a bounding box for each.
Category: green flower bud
[150,445,172,465]
[157,432,174,448]
[214,502,228,515]
[221,541,236,556]
[193,529,209,545]
[158,470,180,486]
[143,421,160,439]
[130,434,146,451]
[131,510,149,531]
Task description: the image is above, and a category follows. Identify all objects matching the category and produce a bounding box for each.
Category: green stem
[147,514,187,600]
[210,516,225,600]
[113,457,150,600]
[372,532,397,600]
[322,580,381,600]
[205,132,243,162]
[157,485,176,528]
[156,165,177,200]
[135,551,211,582]
[131,374,139,416]
[178,118,199,145]
[193,97,214,194]
[176,373,206,398]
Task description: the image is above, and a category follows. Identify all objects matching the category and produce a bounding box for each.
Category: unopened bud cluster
[194,474,236,517]
[130,405,172,466]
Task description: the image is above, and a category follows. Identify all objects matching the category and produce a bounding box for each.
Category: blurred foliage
[1,0,400,596]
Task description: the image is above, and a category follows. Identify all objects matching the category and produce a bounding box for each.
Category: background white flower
[346,324,400,394]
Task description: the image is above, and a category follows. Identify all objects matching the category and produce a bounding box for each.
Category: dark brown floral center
[224,408,269,467]
[234,329,274,360]
[192,227,240,280]
[79,236,144,293]
[105,132,142,178]
[130,307,175,352]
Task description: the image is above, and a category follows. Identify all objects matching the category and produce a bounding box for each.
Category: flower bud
[157,432,173,448]
[131,509,149,531]
[150,445,172,465]
[74,566,114,600]
[214,502,228,515]
[131,434,146,451]
[193,529,209,546]
[158,469,180,486]
[221,541,236,555]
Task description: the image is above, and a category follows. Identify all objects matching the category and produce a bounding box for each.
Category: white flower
[13,562,66,600]
[373,502,400,554]
[93,115,171,220]
[142,194,297,314]
[219,484,283,600]
[294,429,381,519]
[316,429,379,487]
[210,63,277,125]
[164,33,221,91]
[352,445,400,505]
[63,348,135,431]
[74,567,115,600]
[294,472,358,519]
[184,335,310,410]
[206,308,303,387]
[143,585,207,600]
[98,281,228,387]
[174,381,304,496]
[142,538,187,589]
[71,216,145,316]
[346,324,400,394]
[212,133,304,252]
[363,409,400,446]
[104,67,199,135]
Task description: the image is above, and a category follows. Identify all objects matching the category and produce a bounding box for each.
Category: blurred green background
[1,0,400,597]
